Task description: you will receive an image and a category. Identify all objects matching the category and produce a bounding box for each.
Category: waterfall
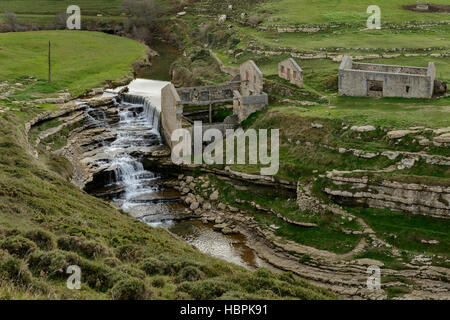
[85,94,162,217]
[122,93,160,133]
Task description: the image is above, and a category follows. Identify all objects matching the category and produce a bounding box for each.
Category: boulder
[203,202,212,210]
[209,190,219,201]
[217,203,227,210]
[387,130,417,139]
[185,176,194,183]
[350,125,376,132]
[190,201,199,210]
[213,223,227,231]
[434,133,450,144]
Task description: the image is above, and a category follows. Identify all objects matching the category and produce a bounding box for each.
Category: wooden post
[209,104,212,124]
[48,41,51,82]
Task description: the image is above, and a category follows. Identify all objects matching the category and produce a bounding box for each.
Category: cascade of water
[122,94,161,133]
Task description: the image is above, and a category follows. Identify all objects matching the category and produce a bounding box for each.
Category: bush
[1,236,37,258]
[139,257,166,275]
[103,257,121,268]
[176,266,204,283]
[110,277,147,300]
[151,276,166,288]
[28,249,80,278]
[0,251,32,286]
[57,235,111,259]
[79,259,116,292]
[24,229,55,251]
[178,279,230,300]
[115,265,146,279]
[116,244,145,262]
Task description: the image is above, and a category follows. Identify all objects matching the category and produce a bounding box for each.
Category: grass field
[258,0,450,25]
[0,30,147,97]
[0,0,124,15]
[237,24,450,51]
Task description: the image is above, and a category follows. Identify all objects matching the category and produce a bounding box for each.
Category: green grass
[0,30,147,97]
[238,24,450,51]
[258,0,450,25]
[347,207,450,257]
[0,0,124,15]
[306,96,450,128]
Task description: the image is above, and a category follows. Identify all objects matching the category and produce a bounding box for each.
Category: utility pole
[48,41,51,82]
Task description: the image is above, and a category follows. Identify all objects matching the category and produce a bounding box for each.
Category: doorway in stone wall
[367,80,383,97]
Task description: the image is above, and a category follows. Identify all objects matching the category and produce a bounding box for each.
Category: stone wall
[161,83,183,149]
[233,90,268,122]
[323,174,450,219]
[339,55,435,98]
[278,58,303,87]
[240,60,264,96]
[176,82,239,105]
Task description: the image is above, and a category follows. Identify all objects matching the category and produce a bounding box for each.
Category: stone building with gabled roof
[278,58,303,87]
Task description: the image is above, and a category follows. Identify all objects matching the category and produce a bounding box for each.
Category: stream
[86,65,262,269]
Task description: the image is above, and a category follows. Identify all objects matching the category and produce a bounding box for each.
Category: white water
[89,95,164,221]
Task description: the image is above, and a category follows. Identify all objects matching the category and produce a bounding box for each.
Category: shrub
[151,276,166,288]
[139,257,166,275]
[24,229,55,251]
[1,236,37,258]
[176,266,204,283]
[110,277,147,300]
[30,278,51,295]
[0,252,32,286]
[103,257,121,268]
[115,265,146,279]
[28,249,80,278]
[79,260,116,292]
[116,244,145,262]
[57,235,111,259]
[178,279,230,300]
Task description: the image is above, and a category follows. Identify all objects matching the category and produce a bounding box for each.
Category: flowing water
[86,91,262,269]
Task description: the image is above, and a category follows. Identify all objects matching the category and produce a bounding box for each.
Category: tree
[121,0,160,43]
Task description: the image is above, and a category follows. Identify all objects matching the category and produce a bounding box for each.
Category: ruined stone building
[339,55,435,98]
[161,60,268,148]
[278,58,303,87]
[233,60,268,122]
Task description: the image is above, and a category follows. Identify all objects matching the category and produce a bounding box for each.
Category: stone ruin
[338,55,436,98]
[278,58,303,88]
[161,60,268,148]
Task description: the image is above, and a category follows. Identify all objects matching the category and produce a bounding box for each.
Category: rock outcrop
[324,173,450,219]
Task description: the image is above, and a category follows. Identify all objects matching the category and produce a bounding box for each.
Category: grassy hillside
[0,0,124,15]
[259,0,450,25]
[0,31,334,300]
[0,30,148,96]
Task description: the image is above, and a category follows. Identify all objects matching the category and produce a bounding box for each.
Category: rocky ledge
[324,173,450,219]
